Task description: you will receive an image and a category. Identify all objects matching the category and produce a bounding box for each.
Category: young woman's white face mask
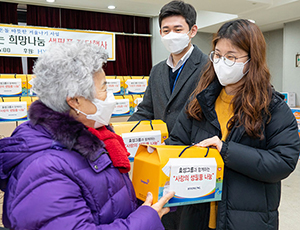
[211,39,250,87]
[213,59,250,86]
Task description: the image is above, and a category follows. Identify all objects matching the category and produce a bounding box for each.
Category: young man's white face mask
[161,31,191,54]
[75,91,116,128]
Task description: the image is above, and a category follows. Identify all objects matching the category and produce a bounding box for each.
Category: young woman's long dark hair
[187,19,272,139]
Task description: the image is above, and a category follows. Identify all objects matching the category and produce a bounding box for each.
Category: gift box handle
[130,119,153,132]
[178,145,210,158]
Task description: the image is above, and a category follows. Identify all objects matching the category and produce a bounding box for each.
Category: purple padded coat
[0,101,164,230]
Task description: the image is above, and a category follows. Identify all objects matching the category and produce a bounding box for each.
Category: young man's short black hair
[159,0,197,30]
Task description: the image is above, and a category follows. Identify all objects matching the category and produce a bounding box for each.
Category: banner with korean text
[0,24,115,60]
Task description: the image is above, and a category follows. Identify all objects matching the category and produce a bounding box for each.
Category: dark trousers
[162,203,211,230]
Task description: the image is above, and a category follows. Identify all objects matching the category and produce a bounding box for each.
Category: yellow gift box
[132,94,143,112]
[106,76,125,95]
[16,74,28,96]
[2,96,20,102]
[27,75,37,96]
[31,96,39,103]
[0,97,27,121]
[291,108,300,137]
[132,145,224,207]
[20,96,33,111]
[0,74,15,78]
[0,77,22,97]
[111,119,169,159]
[112,95,133,116]
[112,119,168,141]
[124,76,148,95]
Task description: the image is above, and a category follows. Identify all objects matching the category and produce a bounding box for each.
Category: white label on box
[28,78,36,96]
[106,79,121,93]
[113,99,129,114]
[281,92,296,107]
[126,79,147,93]
[167,158,217,198]
[134,97,143,104]
[0,79,22,96]
[0,102,27,121]
[134,97,143,112]
[122,130,161,157]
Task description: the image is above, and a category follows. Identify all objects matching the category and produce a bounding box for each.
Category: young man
[128,0,208,134]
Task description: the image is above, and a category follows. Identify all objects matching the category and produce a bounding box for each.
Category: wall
[264,29,284,92]
[192,32,213,56]
[150,17,169,66]
[194,30,285,94]
[283,20,300,106]
[151,17,300,106]
[151,16,213,66]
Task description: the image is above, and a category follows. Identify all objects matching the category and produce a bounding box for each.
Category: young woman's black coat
[165,80,300,230]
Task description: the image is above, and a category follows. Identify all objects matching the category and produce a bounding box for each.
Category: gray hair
[32,42,108,112]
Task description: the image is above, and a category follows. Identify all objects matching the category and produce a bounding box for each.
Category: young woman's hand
[195,136,223,152]
[142,191,175,219]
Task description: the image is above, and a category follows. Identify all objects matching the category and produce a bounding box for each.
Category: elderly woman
[0,42,173,229]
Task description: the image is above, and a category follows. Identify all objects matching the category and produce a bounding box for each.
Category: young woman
[165,19,300,230]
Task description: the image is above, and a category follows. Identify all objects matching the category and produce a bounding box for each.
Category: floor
[278,160,300,229]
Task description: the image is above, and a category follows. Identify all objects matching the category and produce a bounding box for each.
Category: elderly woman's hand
[194,136,223,152]
[142,191,175,219]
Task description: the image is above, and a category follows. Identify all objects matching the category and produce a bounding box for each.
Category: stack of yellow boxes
[106,76,148,117]
[0,74,38,123]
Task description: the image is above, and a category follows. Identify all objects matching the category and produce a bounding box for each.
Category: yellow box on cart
[132,94,143,112]
[16,74,28,96]
[0,74,15,78]
[27,75,37,96]
[124,76,148,95]
[0,98,27,122]
[132,145,224,207]
[106,76,124,96]
[0,78,22,97]
[291,108,300,137]
[20,96,32,111]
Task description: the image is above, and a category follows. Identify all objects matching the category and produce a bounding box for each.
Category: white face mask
[161,31,191,54]
[213,59,250,86]
[75,91,116,129]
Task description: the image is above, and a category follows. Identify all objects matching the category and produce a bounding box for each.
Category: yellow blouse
[215,88,234,141]
[209,88,234,229]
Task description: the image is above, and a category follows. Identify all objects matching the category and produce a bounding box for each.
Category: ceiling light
[248,19,256,23]
[108,5,116,10]
[46,0,55,2]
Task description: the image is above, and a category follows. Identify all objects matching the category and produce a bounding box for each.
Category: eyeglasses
[209,51,249,67]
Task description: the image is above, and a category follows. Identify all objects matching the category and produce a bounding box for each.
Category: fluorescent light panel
[108,5,116,10]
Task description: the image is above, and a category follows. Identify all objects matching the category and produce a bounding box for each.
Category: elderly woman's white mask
[75,91,116,128]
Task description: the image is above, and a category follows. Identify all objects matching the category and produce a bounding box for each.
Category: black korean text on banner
[0,24,115,60]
